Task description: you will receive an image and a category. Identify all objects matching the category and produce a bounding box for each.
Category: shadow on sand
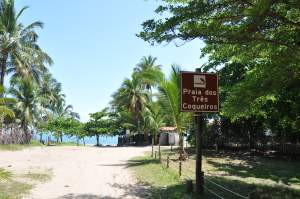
[53,183,150,199]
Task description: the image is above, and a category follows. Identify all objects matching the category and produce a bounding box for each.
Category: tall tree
[145,102,165,157]
[85,108,111,146]
[134,55,163,91]
[111,74,149,140]
[9,78,36,136]
[0,0,52,86]
[51,100,79,143]
[158,65,189,160]
[139,0,300,145]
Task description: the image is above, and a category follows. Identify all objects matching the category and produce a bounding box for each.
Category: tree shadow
[145,175,300,199]
[108,183,150,198]
[53,183,151,199]
[206,159,300,186]
[205,176,300,199]
[96,158,158,168]
[126,158,159,168]
[54,194,104,199]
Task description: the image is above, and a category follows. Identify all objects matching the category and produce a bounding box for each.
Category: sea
[33,134,119,146]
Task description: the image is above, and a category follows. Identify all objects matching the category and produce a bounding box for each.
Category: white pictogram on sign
[194,75,206,88]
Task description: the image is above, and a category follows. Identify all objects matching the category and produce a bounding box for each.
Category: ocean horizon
[34,134,119,146]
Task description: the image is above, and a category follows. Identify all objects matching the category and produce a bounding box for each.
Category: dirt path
[0,146,151,199]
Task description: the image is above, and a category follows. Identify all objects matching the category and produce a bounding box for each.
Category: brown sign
[181,72,219,112]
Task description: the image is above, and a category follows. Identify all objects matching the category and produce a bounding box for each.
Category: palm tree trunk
[151,136,154,157]
[179,132,186,161]
[0,52,8,87]
[144,130,148,143]
[22,122,30,144]
[83,137,86,146]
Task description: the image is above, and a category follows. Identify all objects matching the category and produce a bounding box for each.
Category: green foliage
[0,0,53,86]
[9,78,37,132]
[0,86,15,120]
[0,168,32,199]
[144,102,165,136]
[0,0,76,144]
[139,0,300,141]
[134,55,164,91]
[84,108,113,137]
[158,65,191,135]
[44,117,83,139]
[111,74,150,134]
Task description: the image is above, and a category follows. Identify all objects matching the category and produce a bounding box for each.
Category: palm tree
[158,65,188,160]
[9,78,36,138]
[134,55,163,92]
[145,102,165,157]
[34,73,62,142]
[111,74,149,140]
[38,72,64,110]
[0,0,52,86]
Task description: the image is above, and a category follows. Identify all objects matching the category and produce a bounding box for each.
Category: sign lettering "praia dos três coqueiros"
[180,72,219,113]
[182,88,218,111]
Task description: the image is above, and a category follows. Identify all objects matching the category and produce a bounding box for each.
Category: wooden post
[195,67,204,195]
[195,114,204,194]
[179,161,182,177]
[167,156,169,168]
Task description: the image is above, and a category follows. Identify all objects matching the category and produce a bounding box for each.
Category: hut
[159,127,179,146]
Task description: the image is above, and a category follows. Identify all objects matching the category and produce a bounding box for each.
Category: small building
[159,127,179,146]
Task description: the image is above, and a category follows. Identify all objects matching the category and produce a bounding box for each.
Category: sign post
[180,69,219,195]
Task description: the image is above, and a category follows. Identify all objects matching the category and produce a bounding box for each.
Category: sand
[0,146,151,199]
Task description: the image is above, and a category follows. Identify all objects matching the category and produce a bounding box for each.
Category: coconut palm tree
[9,78,37,137]
[0,0,52,86]
[33,73,63,142]
[144,102,165,157]
[158,65,188,160]
[111,74,149,140]
[134,55,163,92]
[38,72,64,110]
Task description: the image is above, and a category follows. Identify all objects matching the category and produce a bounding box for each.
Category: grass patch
[129,156,196,199]
[0,168,32,199]
[131,148,300,199]
[0,169,12,180]
[128,157,179,186]
[0,181,32,199]
[0,140,44,151]
[22,171,52,182]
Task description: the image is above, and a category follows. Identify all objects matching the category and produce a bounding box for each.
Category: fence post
[179,161,182,177]
[167,156,169,168]
[154,151,157,159]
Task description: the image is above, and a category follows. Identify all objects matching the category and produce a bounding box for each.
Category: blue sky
[16,0,205,122]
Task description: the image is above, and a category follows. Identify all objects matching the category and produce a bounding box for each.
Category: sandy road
[0,146,151,199]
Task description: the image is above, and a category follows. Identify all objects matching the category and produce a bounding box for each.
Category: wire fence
[152,150,250,199]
